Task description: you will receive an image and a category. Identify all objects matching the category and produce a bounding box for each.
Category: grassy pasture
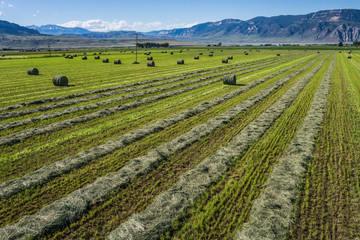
[0,47,358,240]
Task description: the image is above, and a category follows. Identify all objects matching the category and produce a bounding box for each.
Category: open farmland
[0,48,359,240]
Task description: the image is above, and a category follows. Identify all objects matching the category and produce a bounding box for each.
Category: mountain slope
[27,24,91,36]
[145,9,360,43]
[0,20,40,36]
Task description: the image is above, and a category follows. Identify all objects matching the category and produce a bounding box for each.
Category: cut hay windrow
[0,56,302,146]
[1,62,269,129]
[0,56,284,112]
[0,56,315,201]
[105,55,330,240]
[234,55,335,240]
[0,56,322,240]
[0,55,304,123]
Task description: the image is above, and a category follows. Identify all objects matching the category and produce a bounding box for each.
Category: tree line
[136,42,169,48]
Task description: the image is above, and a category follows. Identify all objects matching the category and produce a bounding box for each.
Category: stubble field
[0,47,359,240]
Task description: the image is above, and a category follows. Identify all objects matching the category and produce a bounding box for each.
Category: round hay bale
[164,51,167,53]
[244,52,249,55]
[62,53,65,56]
[147,61,155,67]
[199,52,203,55]
[73,54,77,57]
[147,56,153,60]
[194,56,199,60]
[228,56,233,60]
[67,55,73,59]
[179,50,182,53]
[177,59,184,64]
[222,59,228,63]
[83,53,87,55]
[277,53,280,56]
[348,55,352,59]
[114,59,121,64]
[93,53,97,55]
[82,56,87,60]
[102,58,109,63]
[53,75,68,86]
[209,54,213,57]
[94,56,100,59]
[210,51,214,53]
[27,68,39,75]
[170,52,173,55]
[223,75,236,85]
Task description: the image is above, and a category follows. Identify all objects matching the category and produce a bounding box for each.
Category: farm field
[0,47,359,240]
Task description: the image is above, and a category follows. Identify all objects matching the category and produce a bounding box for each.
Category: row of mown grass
[0,54,312,184]
[0,55,292,133]
[289,53,360,239]
[38,55,328,239]
[0,49,278,106]
[0,54,283,115]
[0,55,317,228]
[158,54,332,240]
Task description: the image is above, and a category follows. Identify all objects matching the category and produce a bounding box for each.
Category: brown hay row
[0,55,299,133]
[234,55,335,240]
[0,56,283,112]
[0,56,320,240]
[106,55,329,240]
[0,55,315,203]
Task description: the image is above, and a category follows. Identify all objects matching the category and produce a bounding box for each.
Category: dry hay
[52,76,68,87]
[27,68,39,75]
[222,75,236,85]
[147,61,155,67]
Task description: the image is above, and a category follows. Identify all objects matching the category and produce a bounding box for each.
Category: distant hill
[67,31,143,39]
[0,20,40,36]
[3,8,360,45]
[27,25,143,39]
[145,9,360,43]
[27,24,91,36]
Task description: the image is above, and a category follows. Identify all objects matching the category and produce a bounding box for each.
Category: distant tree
[338,41,343,47]
[353,41,360,47]
[218,42,222,46]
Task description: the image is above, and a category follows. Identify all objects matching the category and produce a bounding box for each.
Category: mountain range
[1,9,360,45]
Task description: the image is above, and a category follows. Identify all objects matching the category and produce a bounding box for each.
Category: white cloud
[60,19,196,32]
[33,10,39,17]
[0,1,13,8]
[0,11,3,16]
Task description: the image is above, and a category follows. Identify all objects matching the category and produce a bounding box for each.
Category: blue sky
[1,0,360,32]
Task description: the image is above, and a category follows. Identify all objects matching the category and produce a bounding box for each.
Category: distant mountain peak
[145,9,360,43]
